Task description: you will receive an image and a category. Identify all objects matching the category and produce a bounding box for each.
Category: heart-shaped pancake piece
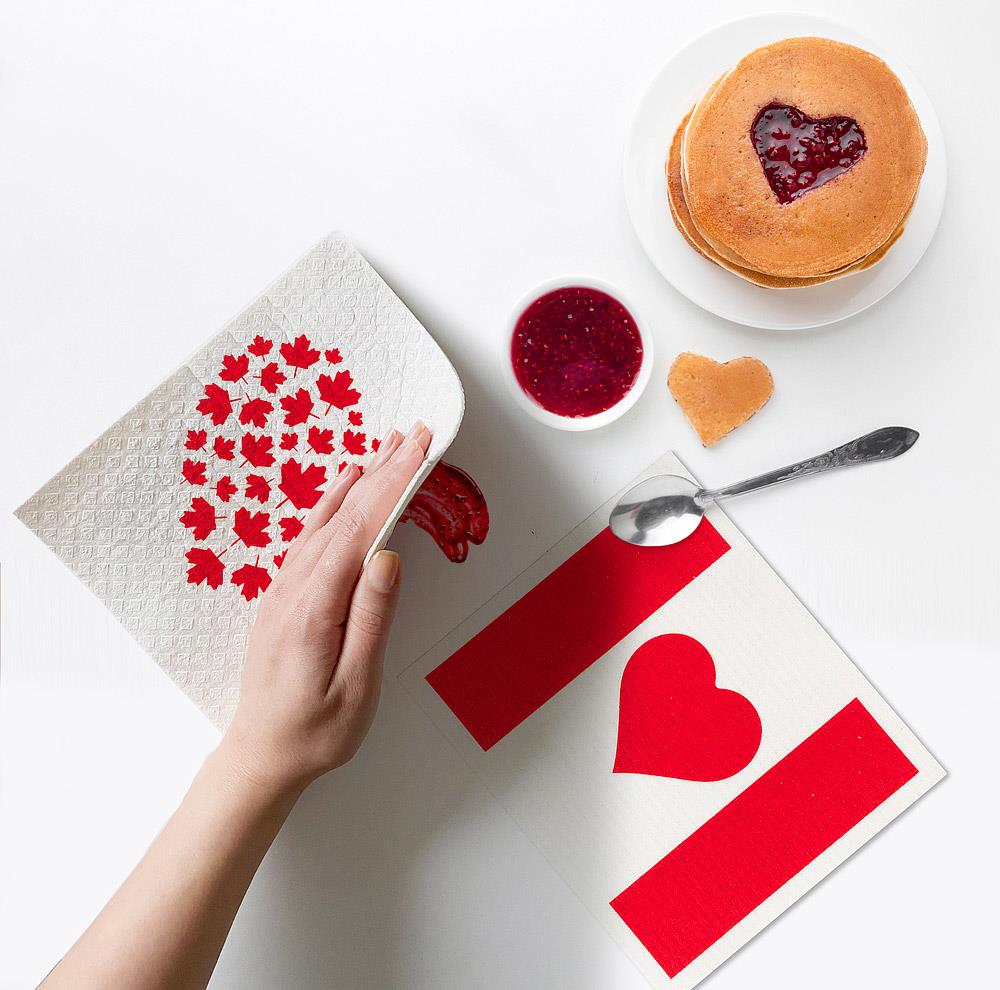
[667,352,773,446]
[614,634,761,782]
[751,103,867,205]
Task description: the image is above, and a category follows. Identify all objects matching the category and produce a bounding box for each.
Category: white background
[1,1,997,988]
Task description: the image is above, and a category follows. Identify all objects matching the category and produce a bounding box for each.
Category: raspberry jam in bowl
[505,277,652,431]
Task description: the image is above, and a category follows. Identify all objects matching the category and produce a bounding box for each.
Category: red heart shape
[614,634,761,782]
[751,103,867,205]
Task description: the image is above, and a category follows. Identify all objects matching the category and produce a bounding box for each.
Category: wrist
[211,733,311,809]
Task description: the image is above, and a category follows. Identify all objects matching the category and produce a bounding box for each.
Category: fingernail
[371,429,401,468]
[367,550,400,592]
[405,420,425,441]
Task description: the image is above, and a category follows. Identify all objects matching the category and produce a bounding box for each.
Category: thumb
[335,550,401,696]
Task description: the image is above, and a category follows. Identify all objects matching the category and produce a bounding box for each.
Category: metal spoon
[609,426,919,547]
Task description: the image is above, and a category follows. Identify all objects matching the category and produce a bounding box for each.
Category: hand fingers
[279,424,422,590]
[331,550,401,701]
[306,423,430,626]
[279,426,403,578]
[278,463,362,574]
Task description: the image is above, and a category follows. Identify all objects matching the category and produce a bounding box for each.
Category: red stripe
[426,519,729,750]
[610,698,918,977]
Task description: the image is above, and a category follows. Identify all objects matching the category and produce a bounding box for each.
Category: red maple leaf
[197,383,234,426]
[232,507,271,549]
[180,496,220,540]
[280,388,316,427]
[185,428,208,451]
[338,460,347,473]
[371,437,380,452]
[307,425,335,455]
[185,546,225,589]
[273,552,286,569]
[324,348,343,364]
[277,459,327,510]
[240,432,275,468]
[182,459,207,485]
[245,474,272,503]
[216,476,238,502]
[213,436,235,461]
[348,410,363,426]
[342,430,367,456]
[248,335,273,357]
[279,432,298,450]
[219,353,250,382]
[316,370,361,412]
[280,334,321,375]
[239,396,274,429]
[278,516,304,542]
[231,561,271,601]
[257,362,287,395]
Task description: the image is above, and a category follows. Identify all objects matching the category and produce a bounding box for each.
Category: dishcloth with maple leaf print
[181,333,375,601]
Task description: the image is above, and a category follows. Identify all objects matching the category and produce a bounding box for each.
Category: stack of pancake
[667,37,927,288]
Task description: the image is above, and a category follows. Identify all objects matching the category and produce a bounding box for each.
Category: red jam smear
[511,287,643,418]
[401,461,489,563]
[751,103,866,205]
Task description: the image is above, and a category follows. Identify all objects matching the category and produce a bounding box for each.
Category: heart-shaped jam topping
[751,103,866,204]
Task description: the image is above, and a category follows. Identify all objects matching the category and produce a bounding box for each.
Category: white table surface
[1,1,997,987]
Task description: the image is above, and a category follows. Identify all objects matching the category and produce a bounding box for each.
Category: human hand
[220,422,432,797]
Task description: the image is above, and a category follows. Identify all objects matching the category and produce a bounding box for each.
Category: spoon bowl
[610,475,706,546]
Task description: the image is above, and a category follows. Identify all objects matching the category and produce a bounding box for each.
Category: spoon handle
[700,426,919,503]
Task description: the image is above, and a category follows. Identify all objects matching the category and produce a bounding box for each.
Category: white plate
[623,13,946,330]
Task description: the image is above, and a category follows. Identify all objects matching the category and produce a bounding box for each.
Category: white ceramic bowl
[502,276,654,432]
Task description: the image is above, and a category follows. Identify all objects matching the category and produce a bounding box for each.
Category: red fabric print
[613,635,761,782]
[245,474,272,503]
[371,438,380,452]
[186,547,226,589]
[239,396,274,429]
[182,459,207,486]
[342,430,367,456]
[231,507,271,549]
[180,333,391,602]
[257,362,287,395]
[219,353,250,383]
[240,432,275,469]
[280,334,321,375]
[213,436,235,461]
[216,476,238,502]
[231,561,272,601]
[277,459,327,510]
[317,370,360,412]
[307,426,335,455]
[180,497,221,541]
[247,335,273,357]
[278,516,305,543]
[280,388,316,427]
[196,383,234,426]
[185,429,208,451]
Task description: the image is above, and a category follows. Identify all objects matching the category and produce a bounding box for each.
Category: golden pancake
[682,37,926,278]
[667,353,774,446]
[667,109,911,288]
